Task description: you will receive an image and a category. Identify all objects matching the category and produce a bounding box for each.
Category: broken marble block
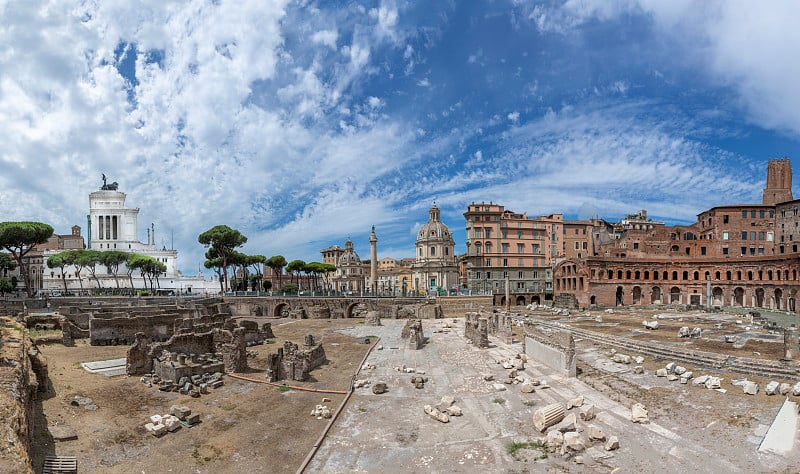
[170,405,191,420]
[765,381,780,395]
[742,381,759,395]
[562,432,585,452]
[566,396,584,410]
[533,403,565,432]
[587,426,606,441]
[423,404,449,423]
[579,404,595,421]
[605,436,620,451]
[631,403,649,423]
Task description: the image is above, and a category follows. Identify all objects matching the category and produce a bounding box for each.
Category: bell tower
[762,158,793,206]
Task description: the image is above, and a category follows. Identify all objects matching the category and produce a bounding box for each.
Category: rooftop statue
[101,173,119,191]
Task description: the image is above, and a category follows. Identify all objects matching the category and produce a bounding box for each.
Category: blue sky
[2,0,800,274]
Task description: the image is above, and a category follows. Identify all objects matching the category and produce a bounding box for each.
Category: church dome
[338,239,362,266]
[418,204,453,242]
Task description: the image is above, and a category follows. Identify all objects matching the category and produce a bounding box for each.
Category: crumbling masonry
[265,334,327,382]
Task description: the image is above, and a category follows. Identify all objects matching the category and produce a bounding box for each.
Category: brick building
[554,158,800,311]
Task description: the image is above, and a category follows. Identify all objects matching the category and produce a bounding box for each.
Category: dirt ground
[30,319,372,474]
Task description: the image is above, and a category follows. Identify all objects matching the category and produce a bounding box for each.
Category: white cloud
[311,29,338,49]
[417,78,430,87]
[507,111,520,123]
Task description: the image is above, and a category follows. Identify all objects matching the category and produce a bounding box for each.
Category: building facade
[554,158,800,311]
[412,204,458,294]
[463,202,557,298]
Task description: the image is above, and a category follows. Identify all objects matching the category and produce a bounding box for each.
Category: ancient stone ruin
[401,319,424,349]
[126,325,248,376]
[464,312,489,348]
[265,334,327,382]
[523,323,576,377]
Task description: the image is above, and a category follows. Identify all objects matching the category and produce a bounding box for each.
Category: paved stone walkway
[307,318,788,473]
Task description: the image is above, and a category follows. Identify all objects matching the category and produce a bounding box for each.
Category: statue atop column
[100,174,119,191]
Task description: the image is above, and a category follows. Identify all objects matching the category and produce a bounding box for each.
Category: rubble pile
[140,371,224,397]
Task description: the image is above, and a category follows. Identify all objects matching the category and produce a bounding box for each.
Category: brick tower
[762,158,793,206]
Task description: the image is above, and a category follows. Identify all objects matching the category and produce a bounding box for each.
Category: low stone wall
[0,321,39,474]
[436,296,493,317]
[464,312,489,348]
[523,324,576,377]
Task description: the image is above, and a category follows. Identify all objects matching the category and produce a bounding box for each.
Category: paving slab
[80,358,126,377]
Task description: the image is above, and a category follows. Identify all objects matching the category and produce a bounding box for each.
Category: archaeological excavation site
[1,294,800,473]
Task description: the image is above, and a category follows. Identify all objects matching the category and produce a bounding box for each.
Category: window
[701,247,706,255]
[485,258,492,266]
[750,247,755,256]
[503,272,508,278]
[517,243,524,253]
[722,247,728,255]
[419,248,422,256]
[430,246,435,256]
[770,210,775,218]
[486,271,491,279]
[760,210,765,218]
[722,232,729,240]
[742,210,748,218]
[758,247,764,255]
[767,232,774,241]
[759,232,765,240]
[741,231,747,240]
[532,271,538,279]
[741,247,747,255]
[474,229,482,238]
[486,229,491,238]
[574,242,580,250]
[750,232,756,240]
[633,242,639,250]
[518,271,523,278]
[501,231,507,238]
[445,247,449,255]
[518,259,523,266]
[503,258,508,267]
[723,215,729,223]
[502,243,509,253]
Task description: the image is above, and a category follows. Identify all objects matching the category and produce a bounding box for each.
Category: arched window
[747,271,753,280]
[607,270,613,279]
[430,246,436,256]
[617,270,623,279]
[693,271,699,280]
[672,271,678,280]
[715,271,721,280]
[682,271,688,280]
[626,270,632,279]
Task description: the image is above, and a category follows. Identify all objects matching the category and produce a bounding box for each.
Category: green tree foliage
[46,253,69,293]
[101,250,129,289]
[0,222,54,297]
[266,255,286,290]
[0,278,11,295]
[285,259,306,288]
[0,253,17,272]
[76,250,104,289]
[198,225,247,292]
[319,263,336,292]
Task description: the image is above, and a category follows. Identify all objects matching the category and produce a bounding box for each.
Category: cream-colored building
[412,204,458,294]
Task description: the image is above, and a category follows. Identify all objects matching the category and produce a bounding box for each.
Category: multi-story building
[463,202,558,301]
[554,158,800,311]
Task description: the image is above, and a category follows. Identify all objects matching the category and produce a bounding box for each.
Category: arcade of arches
[554,258,800,312]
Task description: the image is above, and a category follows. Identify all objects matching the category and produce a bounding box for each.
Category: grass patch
[523,400,537,407]
[492,398,506,405]
[220,402,237,411]
[507,440,548,462]
[277,385,291,393]
[264,339,276,344]
[192,444,222,465]
[358,406,367,413]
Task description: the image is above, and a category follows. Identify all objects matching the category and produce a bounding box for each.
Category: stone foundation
[265,335,327,382]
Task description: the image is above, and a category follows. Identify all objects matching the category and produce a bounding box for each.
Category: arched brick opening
[632,286,642,305]
[651,286,662,304]
[273,302,290,318]
[775,288,783,310]
[712,287,724,306]
[670,287,681,304]
[734,287,744,306]
[615,286,624,306]
[755,288,765,308]
[515,295,526,306]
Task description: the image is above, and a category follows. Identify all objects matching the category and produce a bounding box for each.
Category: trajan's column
[369,226,377,293]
